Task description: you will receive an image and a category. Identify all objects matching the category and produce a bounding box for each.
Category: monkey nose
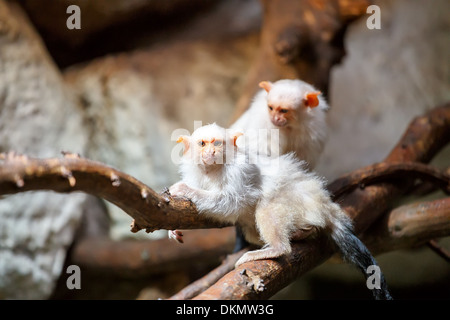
[271,117,287,127]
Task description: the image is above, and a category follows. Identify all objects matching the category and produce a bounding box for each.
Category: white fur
[169,124,349,267]
[231,79,329,168]
[169,124,262,226]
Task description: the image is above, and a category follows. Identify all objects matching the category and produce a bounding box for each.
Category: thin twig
[427,239,450,263]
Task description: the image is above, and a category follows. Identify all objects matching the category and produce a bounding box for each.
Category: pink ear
[259,81,273,93]
[304,91,321,108]
[177,135,190,154]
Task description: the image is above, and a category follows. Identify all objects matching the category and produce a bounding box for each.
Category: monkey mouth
[271,119,287,127]
[202,156,216,166]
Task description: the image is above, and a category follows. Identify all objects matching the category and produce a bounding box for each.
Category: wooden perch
[0,151,230,233]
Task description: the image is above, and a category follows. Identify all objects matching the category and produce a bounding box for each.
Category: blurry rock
[317,0,450,180]
[64,34,258,239]
[0,1,93,299]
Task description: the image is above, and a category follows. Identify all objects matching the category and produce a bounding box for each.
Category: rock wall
[0,1,90,299]
[317,0,450,179]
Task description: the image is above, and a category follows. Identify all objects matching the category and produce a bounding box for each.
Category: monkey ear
[177,135,190,154]
[259,81,273,93]
[230,132,244,147]
[304,91,321,108]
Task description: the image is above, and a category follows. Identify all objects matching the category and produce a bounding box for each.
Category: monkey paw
[169,182,192,198]
[168,230,184,243]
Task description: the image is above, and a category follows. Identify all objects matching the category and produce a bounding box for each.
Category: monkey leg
[235,205,292,267]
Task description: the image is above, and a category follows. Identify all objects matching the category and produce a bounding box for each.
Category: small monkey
[169,124,392,300]
[231,79,329,168]
[231,79,329,252]
[169,123,262,244]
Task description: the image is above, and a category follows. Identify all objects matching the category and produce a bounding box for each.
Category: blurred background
[0,0,448,299]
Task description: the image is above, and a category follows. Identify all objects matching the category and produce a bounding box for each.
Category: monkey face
[177,124,242,166]
[197,138,224,165]
[268,105,293,127]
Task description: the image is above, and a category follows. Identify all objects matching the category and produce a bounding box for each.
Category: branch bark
[0,152,230,233]
[363,197,450,255]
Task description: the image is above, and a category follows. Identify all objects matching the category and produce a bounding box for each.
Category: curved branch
[328,162,450,200]
[0,152,231,233]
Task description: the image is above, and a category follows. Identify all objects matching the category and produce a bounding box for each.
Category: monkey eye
[280,109,288,114]
[213,140,223,147]
[268,106,273,111]
[198,140,206,147]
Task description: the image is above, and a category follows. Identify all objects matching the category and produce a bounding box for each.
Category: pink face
[267,104,293,127]
[177,124,242,166]
[259,80,321,128]
[195,138,223,165]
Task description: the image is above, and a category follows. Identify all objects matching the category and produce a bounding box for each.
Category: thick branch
[70,228,235,277]
[0,152,231,232]
[363,197,450,254]
[328,162,450,200]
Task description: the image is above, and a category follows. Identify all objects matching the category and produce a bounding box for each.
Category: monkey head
[177,124,242,166]
[259,80,321,128]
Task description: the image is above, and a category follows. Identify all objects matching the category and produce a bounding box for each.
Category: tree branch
[426,239,450,263]
[363,197,450,255]
[328,161,450,201]
[0,151,231,233]
[70,228,235,278]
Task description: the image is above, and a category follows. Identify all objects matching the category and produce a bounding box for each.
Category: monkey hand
[168,230,184,243]
[169,182,193,199]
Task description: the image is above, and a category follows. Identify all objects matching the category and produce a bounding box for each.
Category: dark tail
[330,214,393,300]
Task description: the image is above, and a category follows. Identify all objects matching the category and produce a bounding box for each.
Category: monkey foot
[168,230,184,243]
